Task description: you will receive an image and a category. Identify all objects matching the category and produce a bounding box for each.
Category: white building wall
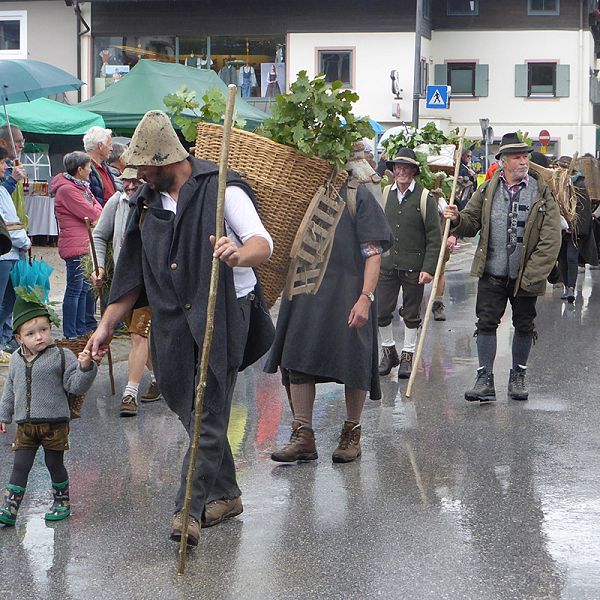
[287,32,416,123]
[424,29,596,156]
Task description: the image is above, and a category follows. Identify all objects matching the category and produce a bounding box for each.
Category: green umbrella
[0,59,84,154]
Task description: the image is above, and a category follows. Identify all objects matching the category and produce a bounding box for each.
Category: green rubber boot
[45,480,70,521]
[0,484,26,526]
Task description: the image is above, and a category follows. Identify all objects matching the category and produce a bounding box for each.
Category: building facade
[4,0,599,157]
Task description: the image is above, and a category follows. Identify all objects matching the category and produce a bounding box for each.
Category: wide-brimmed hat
[119,167,140,180]
[495,133,533,160]
[123,110,189,168]
[13,296,50,333]
[386,147,421,175]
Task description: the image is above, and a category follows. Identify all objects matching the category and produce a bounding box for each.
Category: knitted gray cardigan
[0,345,97,424]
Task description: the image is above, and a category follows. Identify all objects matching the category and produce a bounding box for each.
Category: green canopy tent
[0,97,105,135]
[78,60,269,131]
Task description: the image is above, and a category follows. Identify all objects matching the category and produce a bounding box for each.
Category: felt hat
[495,133,533,160]
[13,296,50,333]
[386,147,421,175]
[119,167,140,180]
[123,110,188,167]
[529,151,550,168]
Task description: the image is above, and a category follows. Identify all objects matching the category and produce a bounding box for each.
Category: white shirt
[161,185,273,298]
[391,179,416,204]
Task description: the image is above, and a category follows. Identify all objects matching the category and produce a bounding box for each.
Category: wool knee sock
[123,382,139,399]
[344,387,366,424]
[512,333,533,369]
[402,327,418,353]
[379,324,395,347]
[290,382,316,428]
[477,334,497,373]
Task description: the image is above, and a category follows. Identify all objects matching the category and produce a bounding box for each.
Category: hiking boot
[398,351,413,380]
[271,420,318,462]
[378,345,400,376]
[432,300,446,321]
[202,496,243,528]
[0,484,25,526]
[120,394,138,417]
[170,511,201,546]
[465,367,496,403]
[45,480,70,521]
[141,382,162,403]
[508,366,529,401]
[332,421,362,463]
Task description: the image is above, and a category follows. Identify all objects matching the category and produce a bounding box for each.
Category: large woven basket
[194,123,347,307]
[575,156,600,201]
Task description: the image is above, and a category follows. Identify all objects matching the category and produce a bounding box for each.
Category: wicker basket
[194,123,347,307]
[56,336,90,419]
[575,156,600,201]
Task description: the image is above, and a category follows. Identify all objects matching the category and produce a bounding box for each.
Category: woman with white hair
[83,126,116,207]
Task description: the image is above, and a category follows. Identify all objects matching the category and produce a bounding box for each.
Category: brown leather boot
[332,421,362,463]
[271,420,318,462]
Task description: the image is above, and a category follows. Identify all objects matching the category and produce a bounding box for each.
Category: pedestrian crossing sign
[426,85,450,109]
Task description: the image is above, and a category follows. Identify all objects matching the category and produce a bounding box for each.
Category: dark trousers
[175,296,252,520]
[476,274,537,337]
[377,269,424,329]
[558,235,579,288]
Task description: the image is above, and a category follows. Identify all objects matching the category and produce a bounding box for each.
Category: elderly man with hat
[376,147,441,379]
[91,167,163,417]
[87,110,274,545]
[443,132,561,403]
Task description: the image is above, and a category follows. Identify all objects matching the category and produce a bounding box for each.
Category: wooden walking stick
[405,128,466,398]
[177,83,238,575]
[84,217,116,396]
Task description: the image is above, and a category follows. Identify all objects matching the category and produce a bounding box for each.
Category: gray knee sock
[512,334,533,369]
[476,334,497,373]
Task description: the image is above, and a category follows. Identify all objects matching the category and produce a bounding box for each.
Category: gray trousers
[175,296,251,520]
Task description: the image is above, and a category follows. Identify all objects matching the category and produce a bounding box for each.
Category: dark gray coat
[109,157,252,427]
[264,183,393,399]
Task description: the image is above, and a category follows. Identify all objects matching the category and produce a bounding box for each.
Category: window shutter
[434,64,447,85]
[515,64,528,97]
[474,64,489,97]
[556,64,570,97]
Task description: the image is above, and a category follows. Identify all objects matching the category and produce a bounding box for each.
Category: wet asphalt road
[1,249,600,600]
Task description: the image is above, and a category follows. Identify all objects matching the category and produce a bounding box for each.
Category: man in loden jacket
[443,133,561,403]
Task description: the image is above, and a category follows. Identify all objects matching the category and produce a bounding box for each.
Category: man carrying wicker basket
[87,110,274,545]
[443,133,561,403]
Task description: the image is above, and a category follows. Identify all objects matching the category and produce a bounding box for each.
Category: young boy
[0,297,97,526]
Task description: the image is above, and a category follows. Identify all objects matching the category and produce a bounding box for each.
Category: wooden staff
[84,217,116,396]
[178,84,237,575]
[405,128,466,398]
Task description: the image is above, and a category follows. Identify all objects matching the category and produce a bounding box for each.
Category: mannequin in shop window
[275,44,284,64]
[239,63,257,98]
[265,64,282,97]
[219,61,239,86]
[185,52,198,68]
[199,53,213,69]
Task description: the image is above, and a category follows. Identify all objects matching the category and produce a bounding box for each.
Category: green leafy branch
[164,85,246,142]
[259,71,374,169]
[14,285,61,329]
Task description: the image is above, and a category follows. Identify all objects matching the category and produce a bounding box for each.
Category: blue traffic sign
[426,85,450,109]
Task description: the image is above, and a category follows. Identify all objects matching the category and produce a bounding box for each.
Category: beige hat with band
[119,167,140,180]
[123,110,189,167]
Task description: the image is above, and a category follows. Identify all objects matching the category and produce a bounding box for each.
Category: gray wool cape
[108,157,258,427]
[264,183,393,399]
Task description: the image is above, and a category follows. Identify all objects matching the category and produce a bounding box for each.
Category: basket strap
[420,188,429,223]
[58,347,68,400]
[346,178,359,221]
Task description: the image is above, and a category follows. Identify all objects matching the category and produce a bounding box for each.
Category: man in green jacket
[377,148,441,379]
[443,133,561,403]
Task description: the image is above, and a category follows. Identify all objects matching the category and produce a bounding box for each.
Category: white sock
[123,382,139,399]
[402,328,418,353]
[150,372,156,383]
[379,324,395,347]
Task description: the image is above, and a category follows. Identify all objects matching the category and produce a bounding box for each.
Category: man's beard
[149,170,176,192]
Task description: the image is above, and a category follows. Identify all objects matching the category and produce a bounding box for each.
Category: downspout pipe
[578,0,584,153]
[73,1,90,103]
[413,0,423,128]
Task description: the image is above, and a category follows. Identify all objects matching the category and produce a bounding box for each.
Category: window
[528,0,560,15]
[0,11,27,59]
[420,58,429,96]
[447,0,479,16]
[434,62,489,97]
[317,49,353,88]
[515,62,570,97]
[22,143,51,182]
[423,0,431,19]
[448,62,475,95]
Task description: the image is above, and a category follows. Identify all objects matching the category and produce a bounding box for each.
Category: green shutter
[434,64,447,85]
[515,64,528,97]
[556,64,570,97]
[474,64,489,97]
